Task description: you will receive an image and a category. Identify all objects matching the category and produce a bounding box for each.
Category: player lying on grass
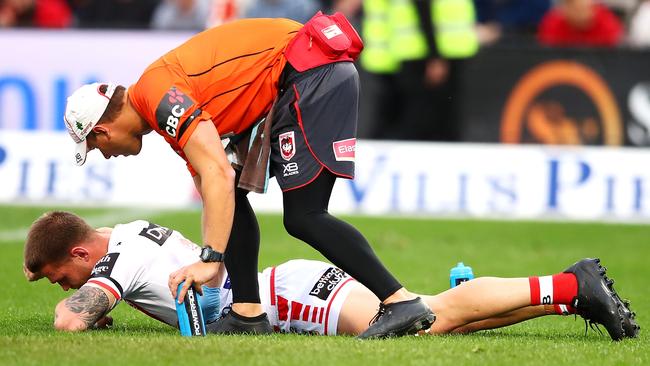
[23,211,639,340]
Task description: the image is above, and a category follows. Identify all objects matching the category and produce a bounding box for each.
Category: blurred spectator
[331,0,357,15]
[151,0,211,31]
[70,0,160,29]
[0,0,34,27]
[1,0,71,27]
[242,0,319,24]
[205,0,244,27]
[473,0,551,43]
[602,0,637,20]
[537,0,623,47]
[628,0,650,47]
[358,0,478,141]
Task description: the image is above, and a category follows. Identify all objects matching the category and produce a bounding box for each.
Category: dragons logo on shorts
[279,131,296,161]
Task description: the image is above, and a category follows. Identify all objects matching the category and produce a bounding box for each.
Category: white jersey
[83,221,358,334]
[84,220,202,326]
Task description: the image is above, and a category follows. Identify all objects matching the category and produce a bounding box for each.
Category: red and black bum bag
[284,11,364,72]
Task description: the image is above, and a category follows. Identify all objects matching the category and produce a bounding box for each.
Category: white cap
[63,82,117,166]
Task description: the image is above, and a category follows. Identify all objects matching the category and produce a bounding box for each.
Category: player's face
[40,259,92,291]
[86,122,143,161]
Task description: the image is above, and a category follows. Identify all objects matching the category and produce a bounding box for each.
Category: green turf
[0,205,647,365]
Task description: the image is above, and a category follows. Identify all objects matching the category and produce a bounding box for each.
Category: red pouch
[331,12,363,60]
[285,11,364,72]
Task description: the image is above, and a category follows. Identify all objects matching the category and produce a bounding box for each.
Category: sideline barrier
[1,131,648,222]
[459,46,650,146]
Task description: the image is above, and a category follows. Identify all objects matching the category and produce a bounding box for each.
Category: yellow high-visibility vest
[432,0,479,58]
[361,0,478,73]
[361,0,400,73]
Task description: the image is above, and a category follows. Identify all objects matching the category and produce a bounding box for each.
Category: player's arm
[169,120,234,300]
[53,285,117,332]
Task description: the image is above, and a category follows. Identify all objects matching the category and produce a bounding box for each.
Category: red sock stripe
[552,273,578,305]
[553,304,577,315]
[566,304,576,313]
[529,277,541,305]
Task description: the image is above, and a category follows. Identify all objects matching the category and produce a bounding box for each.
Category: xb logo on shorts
[156,86,195,139]
[283,162,299,177]
[279,131,296,161]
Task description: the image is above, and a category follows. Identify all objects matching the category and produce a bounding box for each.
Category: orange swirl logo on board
[501,60,622,145]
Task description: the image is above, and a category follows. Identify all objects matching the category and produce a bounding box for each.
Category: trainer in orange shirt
[63,15,435,338]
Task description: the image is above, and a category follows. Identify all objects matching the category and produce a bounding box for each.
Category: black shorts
[270,62,358,192]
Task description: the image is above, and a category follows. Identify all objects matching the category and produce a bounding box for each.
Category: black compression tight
[224,187,261,304]
[282,170,402,301]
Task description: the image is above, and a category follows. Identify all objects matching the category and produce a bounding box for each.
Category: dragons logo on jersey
[91,253,120,277]
[156,86,195,139]
[279,131,296,161]
[139,222,173,246]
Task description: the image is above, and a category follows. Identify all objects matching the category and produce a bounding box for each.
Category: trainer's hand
[169,261,220,303]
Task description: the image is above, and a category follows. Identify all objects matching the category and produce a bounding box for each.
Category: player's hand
[93,316,113,329]
[168,261,221,303]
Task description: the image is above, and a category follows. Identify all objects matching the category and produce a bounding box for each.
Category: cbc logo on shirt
[155,86,195,139]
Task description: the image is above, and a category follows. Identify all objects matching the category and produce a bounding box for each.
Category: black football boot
[613,294,640,338]
[206,309,273,335]
[357,297,436,339]
[563,258,625,341]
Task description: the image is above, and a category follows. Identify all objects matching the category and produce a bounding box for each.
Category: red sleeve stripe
[87,279,121,300]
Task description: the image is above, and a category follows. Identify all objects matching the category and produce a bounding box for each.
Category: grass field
[0,205,648,365]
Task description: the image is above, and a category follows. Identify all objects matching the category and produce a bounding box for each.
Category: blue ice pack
[175,281,206,336]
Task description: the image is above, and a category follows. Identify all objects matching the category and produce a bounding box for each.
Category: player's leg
[338,259,639,340]
[451,305,552,334]
[420,277,538,333]
[426,258,637,340]
[208,186,272,334]
[336,285,382,335]
[336,277,542,335]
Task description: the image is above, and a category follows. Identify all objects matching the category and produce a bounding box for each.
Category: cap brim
[74,140,88,166]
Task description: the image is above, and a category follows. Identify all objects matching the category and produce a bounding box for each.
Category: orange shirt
[128,18,301,172]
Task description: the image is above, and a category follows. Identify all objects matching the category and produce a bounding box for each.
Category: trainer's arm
[169,121,234,300]
[54,286,116,331]
[184,121,235,253]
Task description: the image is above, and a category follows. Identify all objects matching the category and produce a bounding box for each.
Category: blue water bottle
[450,262,474,288]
